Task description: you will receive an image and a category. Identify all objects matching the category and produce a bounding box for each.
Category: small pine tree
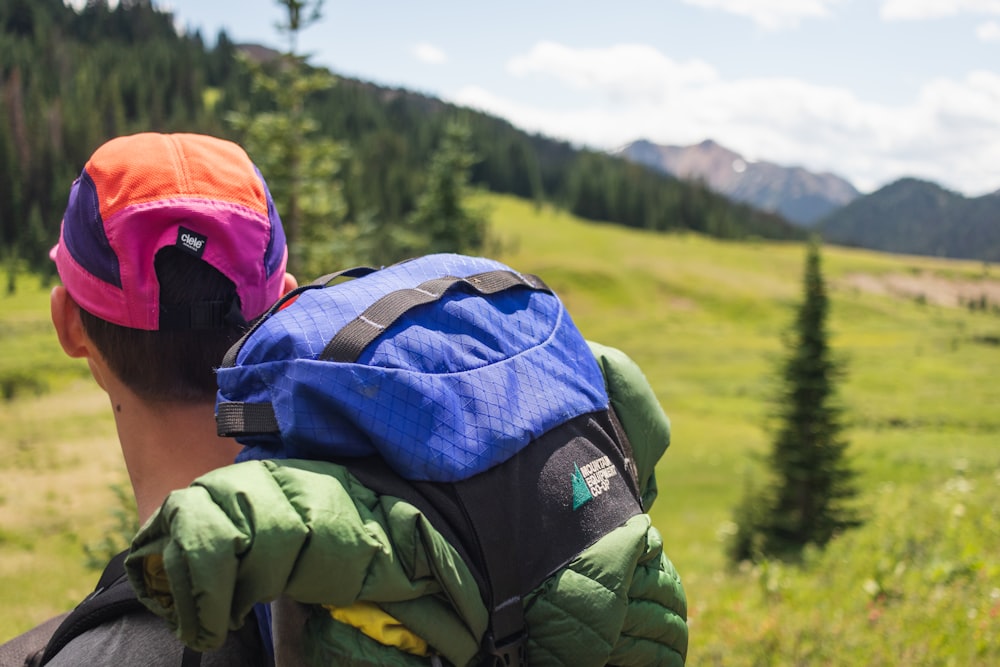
[729,239,860,563]
[226,0,348,277]
[398,119,489,259]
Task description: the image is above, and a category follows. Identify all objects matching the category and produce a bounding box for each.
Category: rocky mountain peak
[617,138,860,226]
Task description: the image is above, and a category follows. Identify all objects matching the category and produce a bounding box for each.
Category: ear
[281,271,298,296]
[50,286,92,359]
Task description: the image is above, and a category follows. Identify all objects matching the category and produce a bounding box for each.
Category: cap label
[177,227,207,257]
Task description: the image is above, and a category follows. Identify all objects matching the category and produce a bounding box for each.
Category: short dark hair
[78,247,248,403]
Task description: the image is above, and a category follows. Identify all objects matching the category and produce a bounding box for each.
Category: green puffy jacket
[126,343,688,666]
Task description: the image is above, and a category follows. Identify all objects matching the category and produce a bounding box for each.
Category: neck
[107,386,243,524]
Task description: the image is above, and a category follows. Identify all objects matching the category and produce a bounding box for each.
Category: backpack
[213,253,646,665]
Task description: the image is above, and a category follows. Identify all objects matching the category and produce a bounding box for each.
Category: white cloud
[881,0,1000,20]
[977,20,1000,40]
[508,42,717,104]
[450,42,1000,195]
[413,42,447,65]
[680,0,845,30]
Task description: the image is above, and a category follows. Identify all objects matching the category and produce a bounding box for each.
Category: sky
[105,1,1000,196]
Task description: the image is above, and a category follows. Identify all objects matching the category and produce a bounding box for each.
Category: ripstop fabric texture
[218,254,610,482]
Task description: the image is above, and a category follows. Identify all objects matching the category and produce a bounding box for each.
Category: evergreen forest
[0,0,804,281]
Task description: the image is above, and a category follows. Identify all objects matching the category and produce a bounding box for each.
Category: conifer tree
[396,119,488,260]
[729,239,859,562]
[226,0,347,277]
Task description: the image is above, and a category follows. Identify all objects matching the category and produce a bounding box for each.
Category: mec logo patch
[572,455,618,510]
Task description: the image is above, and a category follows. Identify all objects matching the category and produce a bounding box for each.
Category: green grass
[489,194,1000,665]
[0,277,125,633]
[2,193,999,664]
[0,275,93,400]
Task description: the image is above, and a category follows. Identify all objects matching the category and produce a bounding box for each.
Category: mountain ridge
[818,177,1000,262]
[617,138,860,226]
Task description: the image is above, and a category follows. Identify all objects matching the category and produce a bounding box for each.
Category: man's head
[50,133,291,402]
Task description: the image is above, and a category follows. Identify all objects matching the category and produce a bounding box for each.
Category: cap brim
[49,243,59,262]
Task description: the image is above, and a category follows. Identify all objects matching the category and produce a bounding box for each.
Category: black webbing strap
[39,551,140,664]
[306,265,377,287]
[482,597,527,667]
[216,401,279,437]
[220,266,377,369]
[216,266,379,437]
[320,269,551,363]
[38,551,203,666]
[217,267,550,437]
[181,646,203,667]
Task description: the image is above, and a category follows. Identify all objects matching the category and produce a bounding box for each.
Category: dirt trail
[840,271,1000,308]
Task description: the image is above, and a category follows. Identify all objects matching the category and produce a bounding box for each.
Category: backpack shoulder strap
[38,551,202,667]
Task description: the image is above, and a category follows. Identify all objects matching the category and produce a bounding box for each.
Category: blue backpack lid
[216,254,609,482]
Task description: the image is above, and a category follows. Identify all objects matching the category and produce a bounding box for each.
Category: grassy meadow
[2,192,999,664]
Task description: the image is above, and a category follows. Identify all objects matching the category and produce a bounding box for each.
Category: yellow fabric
[324,601,430,657]
[142,553,175,610]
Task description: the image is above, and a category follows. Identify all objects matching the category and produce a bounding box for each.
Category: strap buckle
[484,629,527,667]
[484,594,527,667]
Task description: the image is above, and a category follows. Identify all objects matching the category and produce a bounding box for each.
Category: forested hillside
[0,0,231,275]
[818,178,1000,262]
[0,0,803,279]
